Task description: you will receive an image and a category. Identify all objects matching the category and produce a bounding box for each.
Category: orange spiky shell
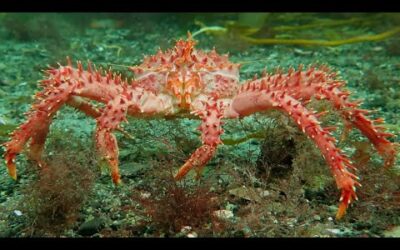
[129,35,240,108]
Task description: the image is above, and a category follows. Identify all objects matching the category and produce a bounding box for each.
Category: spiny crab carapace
[2,34,397,220]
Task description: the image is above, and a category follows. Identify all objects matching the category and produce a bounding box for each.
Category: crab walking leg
[2,84,75,179]
[225,90,361,219]
[25,120,50,169]
[95,95,131,185]
[67,96,134,139]
[174,101,224,181]
[95,88,176,184]
[318,85,397,167]
[67,96,102,118]
[174,145,217,181]
[2,57,140,181]
[249,66,397,167]
[289,69,396,167]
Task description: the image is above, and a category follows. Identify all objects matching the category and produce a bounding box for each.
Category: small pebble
[294,48,313,55]
[372,46,383,52]
[326,228,341,235]
[260,190,270,197]
[213,210,234,220]
[180,226,192,234]
[140,192,151,199]
[13,210,22,216]
[187,232,198,238]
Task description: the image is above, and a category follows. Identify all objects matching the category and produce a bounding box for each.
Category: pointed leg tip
[5,161,17,180]
[112,174,122,186]
[174,164,191,181]
[335,203,347,220]
[8,167,17,181]
[383,154,395,169]
[174,173,184,181]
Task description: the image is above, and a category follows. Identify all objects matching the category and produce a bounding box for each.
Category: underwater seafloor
[0,13,399,237]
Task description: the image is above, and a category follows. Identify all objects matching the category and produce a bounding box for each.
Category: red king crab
[2,34,397,219]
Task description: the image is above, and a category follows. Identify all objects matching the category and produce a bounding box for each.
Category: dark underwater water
[0,13,399,237]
